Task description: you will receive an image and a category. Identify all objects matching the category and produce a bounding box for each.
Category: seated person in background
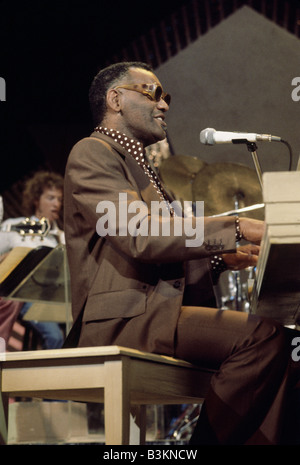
[0,171,65,349]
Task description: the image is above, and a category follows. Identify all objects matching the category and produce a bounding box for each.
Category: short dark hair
[89,61,153,126]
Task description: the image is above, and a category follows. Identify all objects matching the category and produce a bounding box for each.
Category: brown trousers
[175,306,297,445]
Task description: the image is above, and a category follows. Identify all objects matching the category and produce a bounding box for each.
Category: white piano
[250,171,300,325]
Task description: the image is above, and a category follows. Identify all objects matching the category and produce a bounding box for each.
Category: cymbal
[192,162,264,220]
[159,155,207,201]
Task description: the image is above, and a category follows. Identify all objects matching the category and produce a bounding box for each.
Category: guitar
[0,217,50,238]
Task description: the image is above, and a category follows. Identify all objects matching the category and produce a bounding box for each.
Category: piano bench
[0,345,214,445]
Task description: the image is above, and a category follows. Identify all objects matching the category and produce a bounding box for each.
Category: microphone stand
[232,139,263,188]
[229,140,263,313]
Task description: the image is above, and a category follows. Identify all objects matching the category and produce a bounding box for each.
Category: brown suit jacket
[64,132,236,355]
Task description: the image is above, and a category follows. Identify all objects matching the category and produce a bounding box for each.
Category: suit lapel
[90,131,173,208]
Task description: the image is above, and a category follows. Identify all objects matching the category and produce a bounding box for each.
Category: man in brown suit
[64,61,298,444]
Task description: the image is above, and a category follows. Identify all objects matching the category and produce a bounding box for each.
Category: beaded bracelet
[235,216,243,242]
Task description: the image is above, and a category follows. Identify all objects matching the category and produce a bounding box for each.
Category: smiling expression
[113,68,170,147]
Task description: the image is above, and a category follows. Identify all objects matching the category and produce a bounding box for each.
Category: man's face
[35,187,63,223]
[115,68,170,146]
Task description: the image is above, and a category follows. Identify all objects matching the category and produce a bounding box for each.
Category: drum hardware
[159,154,207,202]
[210,203,265,218]
[220,268,253,312]
[192,161,264,220]
[190,161,263,310]
[159,158,264,311]
[165,404,201,441]
[161,160,263,437]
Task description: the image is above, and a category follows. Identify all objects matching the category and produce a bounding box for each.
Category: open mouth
[155,115,167,129]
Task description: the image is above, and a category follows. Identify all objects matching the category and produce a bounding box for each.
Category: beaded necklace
[93,127,237,281]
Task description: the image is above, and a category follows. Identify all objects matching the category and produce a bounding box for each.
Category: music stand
[1,244,72,333]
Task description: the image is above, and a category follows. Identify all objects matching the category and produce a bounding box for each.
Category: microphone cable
[280,139,293,171]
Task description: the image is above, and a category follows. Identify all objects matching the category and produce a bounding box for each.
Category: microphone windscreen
[200,128,215,145]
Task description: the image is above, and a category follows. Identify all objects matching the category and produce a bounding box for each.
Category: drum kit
[159,154,264,312]
[159,154,264,220]
[159,154,264,441]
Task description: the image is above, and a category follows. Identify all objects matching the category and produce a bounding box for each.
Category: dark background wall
[0,0,189,192]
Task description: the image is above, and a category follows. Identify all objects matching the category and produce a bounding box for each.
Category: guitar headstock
[3,217,51,238]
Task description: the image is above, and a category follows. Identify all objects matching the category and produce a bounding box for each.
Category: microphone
[200,128,282,145]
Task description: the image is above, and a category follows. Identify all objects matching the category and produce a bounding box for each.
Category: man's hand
[222,244,260,270]
[239,217,265,244]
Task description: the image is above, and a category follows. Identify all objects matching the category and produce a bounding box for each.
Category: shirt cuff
[210,255,228,284]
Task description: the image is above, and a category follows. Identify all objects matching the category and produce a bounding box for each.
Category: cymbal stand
[231,196,243,311]
[229,140,263,311]
[220,194,253,312]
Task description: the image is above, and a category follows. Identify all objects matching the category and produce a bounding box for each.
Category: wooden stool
[0,345,214,444]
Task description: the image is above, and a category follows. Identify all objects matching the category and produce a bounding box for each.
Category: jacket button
[173,281,181,289]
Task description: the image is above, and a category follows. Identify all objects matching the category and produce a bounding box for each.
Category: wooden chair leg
[104,358,131,445]
[0,388,9,445]
[130,405,147,444]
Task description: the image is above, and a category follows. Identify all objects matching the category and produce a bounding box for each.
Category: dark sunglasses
[114,83,171,105]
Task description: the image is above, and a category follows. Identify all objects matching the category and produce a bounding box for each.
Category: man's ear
[106,88,122,113]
